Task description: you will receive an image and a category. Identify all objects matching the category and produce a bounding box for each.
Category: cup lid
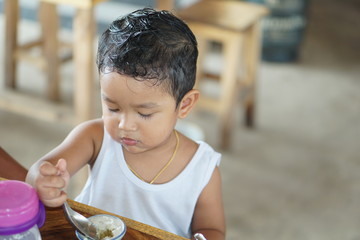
[0,180,41,228]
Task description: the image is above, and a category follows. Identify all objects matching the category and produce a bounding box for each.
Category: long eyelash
[139,113,151,119]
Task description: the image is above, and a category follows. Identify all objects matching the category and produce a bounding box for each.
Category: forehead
[100,72,172,99]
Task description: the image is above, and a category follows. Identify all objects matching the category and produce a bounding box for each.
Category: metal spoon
[63,201,98,239]
[194,233,207,240]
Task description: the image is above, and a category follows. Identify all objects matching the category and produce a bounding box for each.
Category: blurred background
[1,0,360,239]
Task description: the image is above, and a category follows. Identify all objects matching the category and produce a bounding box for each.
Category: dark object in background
[247,0,309,62]
[0,147,28,181]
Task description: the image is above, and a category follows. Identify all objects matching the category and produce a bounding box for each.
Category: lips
[121,137,138,146]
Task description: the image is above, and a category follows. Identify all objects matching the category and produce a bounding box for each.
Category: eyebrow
[101,94,117,104]
[101,94,159,109]
[132,102,160,109]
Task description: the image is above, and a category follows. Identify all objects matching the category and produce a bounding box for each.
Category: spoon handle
[194,233,207,240]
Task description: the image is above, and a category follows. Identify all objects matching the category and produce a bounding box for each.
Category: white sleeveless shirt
[75,130,221,238]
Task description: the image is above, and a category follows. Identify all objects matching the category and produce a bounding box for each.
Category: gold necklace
[127,130,179,184]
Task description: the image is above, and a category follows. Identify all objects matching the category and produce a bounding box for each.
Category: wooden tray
[41,199,188,240]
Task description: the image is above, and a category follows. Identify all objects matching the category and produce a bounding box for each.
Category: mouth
[120,137,138,146]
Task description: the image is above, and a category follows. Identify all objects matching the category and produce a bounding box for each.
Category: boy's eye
[139,112,152,119]
[108,108,119,112]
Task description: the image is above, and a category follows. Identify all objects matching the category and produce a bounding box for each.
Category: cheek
[141,118,176,140]
[141,128,169,146]
[103,116,118,133]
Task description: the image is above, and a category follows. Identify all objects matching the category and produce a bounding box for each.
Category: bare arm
[26,119,104,207]
[0,147,28,181]
[191,167,226,240]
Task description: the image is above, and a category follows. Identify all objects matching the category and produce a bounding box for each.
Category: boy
[26,8,225,239]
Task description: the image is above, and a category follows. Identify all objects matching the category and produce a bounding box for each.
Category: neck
[125,130,180,184]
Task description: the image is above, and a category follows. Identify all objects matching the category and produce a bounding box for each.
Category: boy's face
[100,72,179,154]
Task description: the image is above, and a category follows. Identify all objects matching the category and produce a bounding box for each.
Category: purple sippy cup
[0,180,46,239]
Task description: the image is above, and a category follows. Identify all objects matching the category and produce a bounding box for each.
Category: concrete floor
[1,0,360,239]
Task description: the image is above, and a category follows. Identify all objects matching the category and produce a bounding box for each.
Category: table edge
[68,199,188,240]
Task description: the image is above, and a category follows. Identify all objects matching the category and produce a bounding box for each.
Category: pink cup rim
[0,180,46,234]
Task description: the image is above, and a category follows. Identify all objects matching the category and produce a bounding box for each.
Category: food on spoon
[98,228,114,239]
[87,214,125,240]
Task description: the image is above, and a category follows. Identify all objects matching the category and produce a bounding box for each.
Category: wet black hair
[97,8,198,107]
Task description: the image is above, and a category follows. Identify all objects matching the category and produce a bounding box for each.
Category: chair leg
[218,35,242,149]
[39,2,61,101]
[73,7,95,123]
[243,22,261,128]
[194,35,208,91]
[4,0,19,89]
[220,120,231,150]
[244,92,255,127]
[156,0,175,10]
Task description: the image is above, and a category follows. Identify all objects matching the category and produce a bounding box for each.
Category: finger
[41,191,68,208]
[39,161,58,176]
[37,175,66,189]
[55,159,70,191]
[55,158,67,175]
[38,186,63,200]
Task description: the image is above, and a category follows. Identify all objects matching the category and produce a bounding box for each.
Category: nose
[118,113,137,131]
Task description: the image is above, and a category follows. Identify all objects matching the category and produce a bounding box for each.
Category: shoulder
[196,141,221,164]
[177,132,221,163]
[65,119,105,159]
[75,118,103,129]
[177,132,199,166]
[79,118,104,145]
[70,119,104,137]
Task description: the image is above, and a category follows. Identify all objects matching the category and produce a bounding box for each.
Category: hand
[35,159,70,207]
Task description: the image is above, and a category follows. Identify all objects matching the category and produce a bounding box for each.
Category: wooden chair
[177,0,268,149]
[156,0,175,10]
[3,0,110,124]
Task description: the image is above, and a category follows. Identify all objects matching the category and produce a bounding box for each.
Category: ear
[177,89,200,119]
